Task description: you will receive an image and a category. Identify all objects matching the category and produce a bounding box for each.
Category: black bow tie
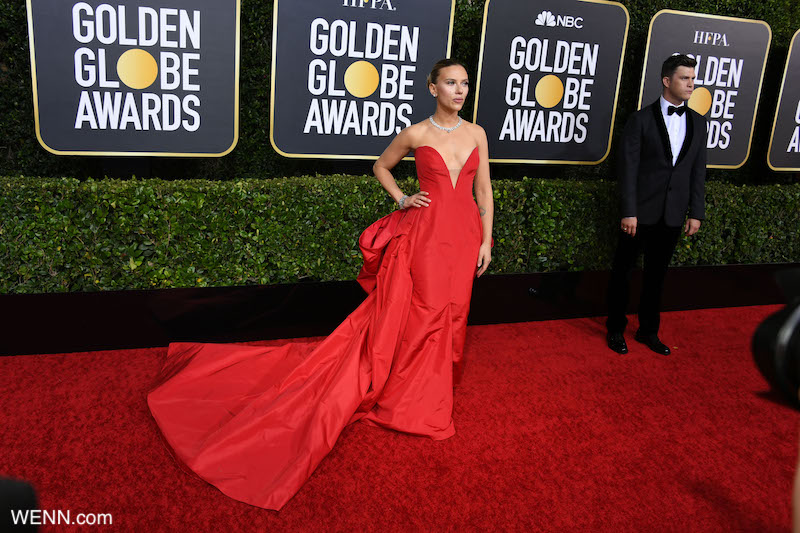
[667,105,686,116]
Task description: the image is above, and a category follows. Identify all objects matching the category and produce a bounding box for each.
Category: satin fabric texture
[147,145,483,510]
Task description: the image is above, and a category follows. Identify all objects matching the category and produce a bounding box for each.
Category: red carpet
[1,305,796,531]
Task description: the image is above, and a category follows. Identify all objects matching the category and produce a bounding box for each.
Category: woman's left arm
[474,126,493,277]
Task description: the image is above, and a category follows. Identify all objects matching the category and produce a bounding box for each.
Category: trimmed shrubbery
[2,175,798,293]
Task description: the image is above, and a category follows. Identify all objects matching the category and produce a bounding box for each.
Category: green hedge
[1,0,799,182]
[2,176,798,294]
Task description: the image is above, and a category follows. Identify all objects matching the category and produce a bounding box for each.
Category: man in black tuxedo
[606,54,706,355]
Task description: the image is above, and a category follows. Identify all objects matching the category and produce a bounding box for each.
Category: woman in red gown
[147,59,494,510]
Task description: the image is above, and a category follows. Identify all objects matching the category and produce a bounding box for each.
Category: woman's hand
[476,243,491,277]
[402,191,431,209]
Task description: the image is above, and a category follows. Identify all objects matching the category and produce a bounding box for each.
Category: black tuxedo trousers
[606,219,681,335]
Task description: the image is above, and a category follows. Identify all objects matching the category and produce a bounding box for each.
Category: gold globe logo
[116,49,158,90]
[535,75,564,108]
[688,87,712,116]
[344,61,380,98]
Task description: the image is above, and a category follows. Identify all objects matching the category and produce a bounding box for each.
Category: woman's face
[429,65,469,111]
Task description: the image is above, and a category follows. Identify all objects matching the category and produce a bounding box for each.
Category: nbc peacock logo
[535,11,556,27]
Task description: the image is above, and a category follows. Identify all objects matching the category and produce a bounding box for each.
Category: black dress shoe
[606,332,628,354]
[634,332,671,355]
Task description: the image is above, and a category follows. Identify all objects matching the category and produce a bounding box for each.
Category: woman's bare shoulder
[463,120,488,145]
[399,121,432,148]
[463,120,485,134]
[404,121,429,135]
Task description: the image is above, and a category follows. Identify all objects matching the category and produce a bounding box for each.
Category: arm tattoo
[479,207,487,217]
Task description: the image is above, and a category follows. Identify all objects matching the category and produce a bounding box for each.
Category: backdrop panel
[638,10,771,169]
[26,0,241,156]
[768,29,800,172]
[473,0,628,165]
[270,0,455,159]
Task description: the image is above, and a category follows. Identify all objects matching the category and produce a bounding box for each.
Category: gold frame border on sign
[25,0,242,157]
[268,0,457,161]
[471,0,630,166]
[767,28,800,172]
[637,9,772,170]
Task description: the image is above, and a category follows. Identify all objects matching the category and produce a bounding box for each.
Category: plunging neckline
[416,145,479,191]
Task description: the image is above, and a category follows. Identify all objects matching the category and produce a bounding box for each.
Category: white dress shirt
[659,96,687,166]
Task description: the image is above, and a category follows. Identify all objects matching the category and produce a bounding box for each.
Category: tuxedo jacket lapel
[650,101,673,165]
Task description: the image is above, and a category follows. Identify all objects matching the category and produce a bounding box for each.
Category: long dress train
[147,145,483,510]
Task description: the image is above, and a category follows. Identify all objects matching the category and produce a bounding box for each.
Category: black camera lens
[753,273,800,409]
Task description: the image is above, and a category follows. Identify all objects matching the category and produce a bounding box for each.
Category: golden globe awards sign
[270,0,455,159]
[26,0,240,156]
[473,0,628,165]
[638,10,771,169]
[768,29,800,172]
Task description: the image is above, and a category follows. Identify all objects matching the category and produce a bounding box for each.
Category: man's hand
[685,218,701,236]
[621,217,638,237]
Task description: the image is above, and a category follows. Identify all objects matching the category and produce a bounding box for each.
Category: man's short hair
[661,54,697,79]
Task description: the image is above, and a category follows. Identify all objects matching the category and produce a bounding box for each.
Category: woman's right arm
[373,129,430,209]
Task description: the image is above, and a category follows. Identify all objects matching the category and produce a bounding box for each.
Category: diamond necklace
[429,115,462,133]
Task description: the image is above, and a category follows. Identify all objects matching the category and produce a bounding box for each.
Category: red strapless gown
[147,145,483,510]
